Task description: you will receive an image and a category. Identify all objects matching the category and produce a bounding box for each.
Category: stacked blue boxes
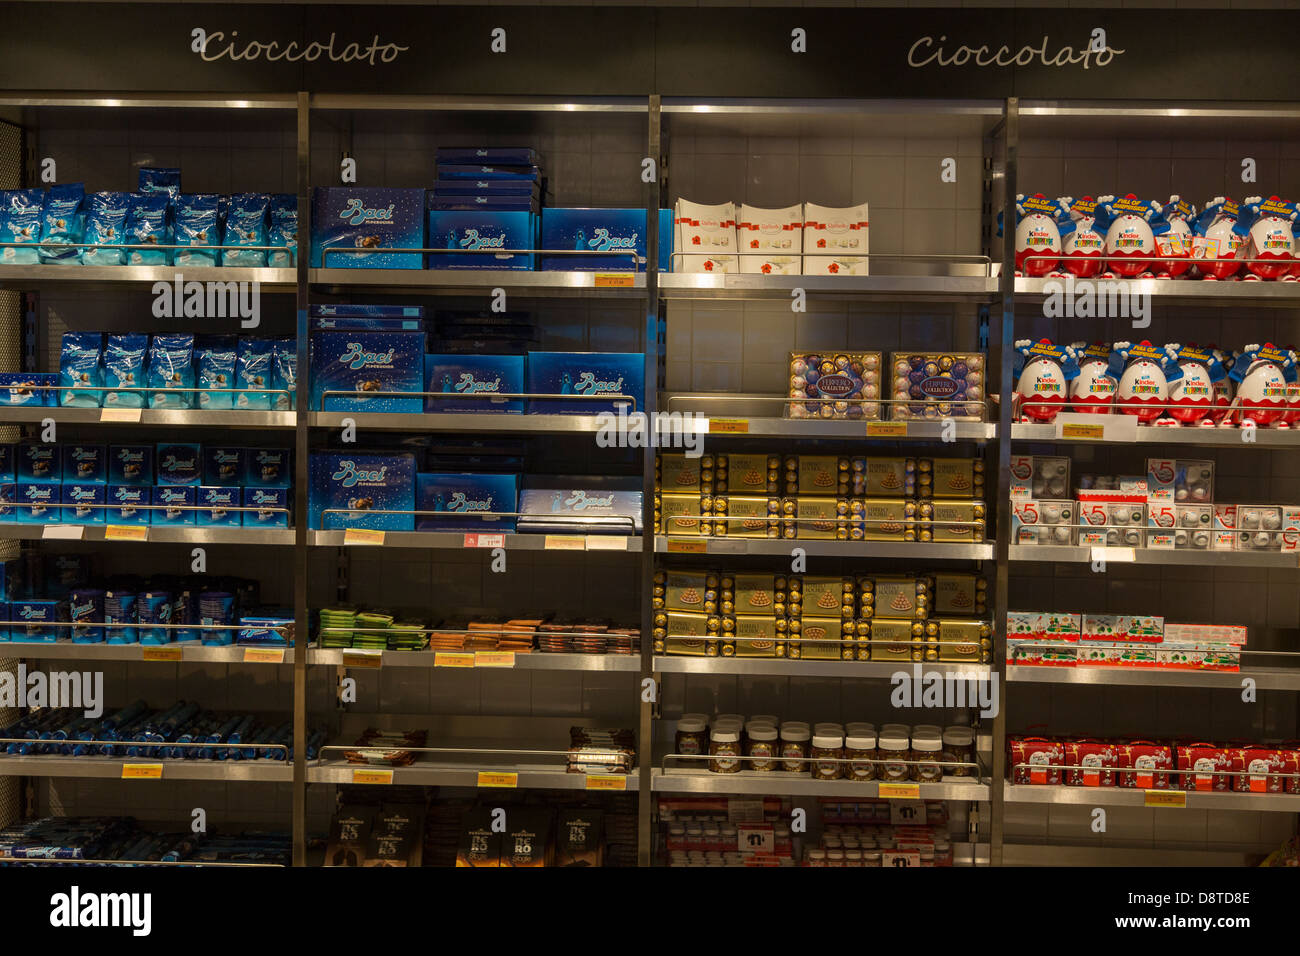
[525,352,645,415]
[309,305,426,413]
[427,147,541,270]
[540,208,674,272]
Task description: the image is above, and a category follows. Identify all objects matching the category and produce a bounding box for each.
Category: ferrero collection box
[652,569,992,663]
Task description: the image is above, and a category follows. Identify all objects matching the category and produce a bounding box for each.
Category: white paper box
[739,255,801,275]
[674,199,737,273]
[802,202,869,275]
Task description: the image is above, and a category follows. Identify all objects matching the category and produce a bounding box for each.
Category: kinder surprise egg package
[1237,196,1298,281]
[1158,196,1197,278]
[1068,342,1118,413]
[1165,344,1227,426]
[1001,193,1066,277]
[1013,339,1080,423]
[786,352,882,420]
[1057,197,1105,278]
[1192,198,1245,280]
[1095,194,1167,278]
[1106,341,1183,424]
[1228,343,1295,427]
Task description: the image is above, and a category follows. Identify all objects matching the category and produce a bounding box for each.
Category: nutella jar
[878,729,911,781]
[709,729,742,773]
[941,725,975,778]
[780,722,811,773]
[812,732,844,780]
[844,850,863,866]
[911,727,943,782]
[846,727,878,781]
[675,715,709,759]
[826,849,845,867]
[864,849,882,867]
[807,849,827,867]
[746,724,779,771]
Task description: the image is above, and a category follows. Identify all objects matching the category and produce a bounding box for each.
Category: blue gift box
[525,351,645,415]
[17,481,61,524]
[156,444,201,486]
[152,486,196,525]
[310,331,425,413]
[436,147,539,166]
[433,179,539,198]
[18,441,58,481]
[310,187,425,269]
[106,485,150,525]
[517,480,644,535]
[62,443,106,484]
[62,483,105,524]
[540,208,673,272]
[430,196,540,213]
[309,453,416,531]
[11,600,63,643]
[426,211,536,270]
[243,487,289,528]
[0,373,55,406]
[309,304,426,332]
[196,486,241,527]
[244,447,292,488]
[203,447,243,487]
[416,473,518,533]
[109,445,153,486]
[437,164,540,182]
[424,354,525,414]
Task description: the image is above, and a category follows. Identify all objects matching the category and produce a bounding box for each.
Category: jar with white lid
[878,729,911,781]
[807,849,827,867]
[811,732,844,780]
[941,725,975,778]
[709,728,742,773]
[911,727,943,781]
[780,723,811,773]
[746,724,779,771]
[675,715,709,759]
[826,849,845,866]
[844,849,863,866]
[846,728,878,781]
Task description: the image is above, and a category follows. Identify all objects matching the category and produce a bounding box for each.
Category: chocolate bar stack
[429,622,469,652]
[605,627,640,655]
[566,727,636,775]
[343,728,428,767]
[499,618,541,654]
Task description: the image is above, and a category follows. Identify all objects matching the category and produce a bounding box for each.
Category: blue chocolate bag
[126,193,172,266]
[272,338,296,411]
[235,338,274,410]
[58,332,104,408]
[222,193,270,267]
[147,334,195,409]
[38,183,86,265]
[102,334,149,408]
[0,189,45,265]
[82,192,131,266]
[195,336,237,410]
[267,194,297,268]
[138,168,181,202]
[173,194,221,267]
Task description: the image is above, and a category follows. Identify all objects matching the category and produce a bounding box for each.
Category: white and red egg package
[1012,339,1079,423]
[1191,198,1245,280]
[1225,343,1294,427]
[1237,196,1297,281]
[1165,343,1226,426]
[1068,341,1116,413]
[1006,193,1066,277]
[1096,194,1162,278]
[1057,196,1105,278]
[1107,341,1182,424]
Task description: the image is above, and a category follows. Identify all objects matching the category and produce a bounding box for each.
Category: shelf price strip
[477,772,518,788]
[341,649,383,669]
[343,528,385,546]
[463,533,505,548]
[866,422,908,438]
[708,418,749,434]
[434,652,475,668]
[1144,789,1187,808]
[593,273,635,288]
[475,652,515,668]
[585,774,627,791]
[141,646,183,662]
[878,782,920,799]
[122,764,163,780]
[243,647,286,664]
[544,535,586,551]
[666,538,707,554]
[352,769,394,785]
[105,525,149,541]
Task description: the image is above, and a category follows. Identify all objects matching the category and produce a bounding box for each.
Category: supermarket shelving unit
[0,88,1297,868]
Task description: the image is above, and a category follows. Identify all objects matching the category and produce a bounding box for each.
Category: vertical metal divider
[637,94,662,867]
[989,96,1018,867]
[292,90,312,867]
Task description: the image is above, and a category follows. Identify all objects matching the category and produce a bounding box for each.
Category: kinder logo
[460,229,507,250]
[339,342,396,370]
[332,461,388,486]
[340,199,395,225]
[573,372,625,396]
[565,490,615,510]
[447,492,493,513]
[453,373,502,394]
[588,228,638,252]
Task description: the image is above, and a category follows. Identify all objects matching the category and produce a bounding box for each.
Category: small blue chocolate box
[525,352,645,415]
[196,486,241,527]
[62,483,105,524]
[244,447,292,488]
[416,473,518,533]
[424,355,525,414]
[152,486,196,525]
[106,485,150,525]
[155,443,201,486]
[426,211,537,270]
[310,187,425,269]
[540,208,674,271]
[17,482,61,524]
[61,443,106,484]
[309,453,416,531]
[203,447,243,486]
[0,373,55,406]
[243,487,289,528]
[310,331,425,414]
[18,441,58,481]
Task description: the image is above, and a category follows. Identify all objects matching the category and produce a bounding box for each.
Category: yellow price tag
[666,538,707,553]
[544,535,587,551]
[878,782,920,799]
[1144,789,1187,808]
[105,525,149,541]
[434,652,476,668]
[352,768,394,785]
[100,408,142,423]
[141,646,182,662]
[1061,423,1105,440]
[122,764,163,779]
[477,772,518,788]
[475,651,515,668]
[243,647,285,664]
[343,528,385,546]
[866,422,908,438]
[585,774,628,791]
[593,273,635,288]
[341,650,383,669]
[709,418,750,434]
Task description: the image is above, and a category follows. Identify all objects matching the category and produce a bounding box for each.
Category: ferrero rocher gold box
[732,573,781,615]
[867,618,919,662]
[658,494,701,535]
[657,453,701,492]
[665,572,711,613]
[795,456,848,495]
[933,573,987,615]
[927,499,986,542]
[861,497,914,542]
[796,496,844,539]
[795,616,842,660]
[724,453,777,494]
[929,458,986,499]
[863,458,916,497]
[872,575,930,620]
[937,618,993,663]
[734,616,780,657]
[720,496,778,538]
